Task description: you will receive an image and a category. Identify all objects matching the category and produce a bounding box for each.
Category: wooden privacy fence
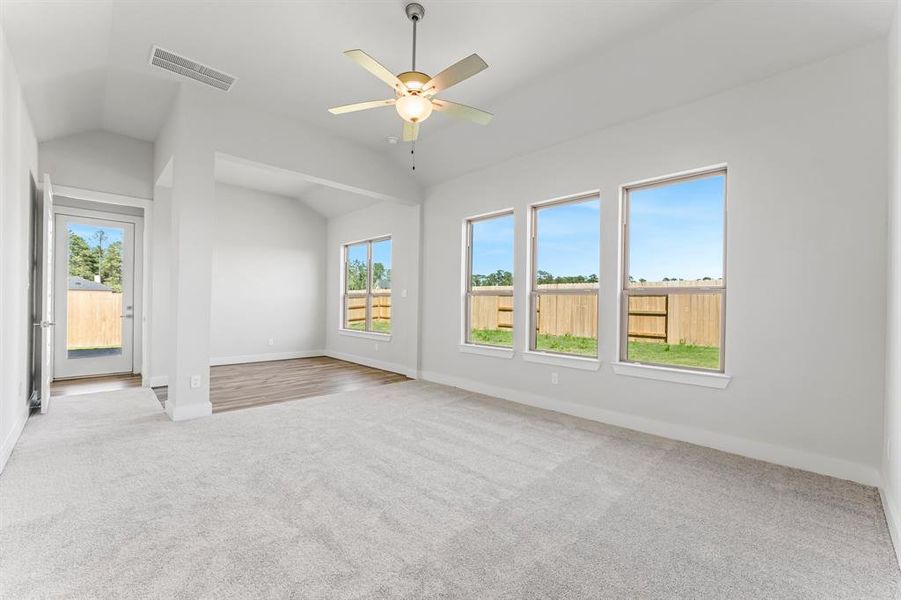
[67,290,123,349]
[627,293,721,347]
[470,280,723,347]
[345,292,391,326]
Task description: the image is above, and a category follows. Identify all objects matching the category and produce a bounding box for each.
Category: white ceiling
[2,0,895,186]
[214,154,380,218]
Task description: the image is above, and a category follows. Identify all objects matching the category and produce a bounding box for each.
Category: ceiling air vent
[149,46,237,92]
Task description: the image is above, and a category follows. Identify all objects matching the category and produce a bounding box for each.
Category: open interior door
[39,174,54,413]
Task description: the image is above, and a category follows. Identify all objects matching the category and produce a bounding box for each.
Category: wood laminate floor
[153,356,409,413]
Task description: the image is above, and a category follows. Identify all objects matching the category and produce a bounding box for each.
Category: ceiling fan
[328,2,493,144]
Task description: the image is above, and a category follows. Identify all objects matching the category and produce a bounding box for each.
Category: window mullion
[366,241,373,332]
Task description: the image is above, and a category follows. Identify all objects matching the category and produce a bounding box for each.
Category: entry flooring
[52,356,409,413]
[50,373,143,397]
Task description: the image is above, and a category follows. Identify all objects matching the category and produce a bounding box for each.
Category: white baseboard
[326,350,417,379]
[165,399,212,421]
[880,486,901,568]
[0,412,28,474]
[419,370,880,487]
[149,375,168,388]
[209,350,325,367]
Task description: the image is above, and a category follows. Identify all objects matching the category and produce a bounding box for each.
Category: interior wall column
[164,136,215,421]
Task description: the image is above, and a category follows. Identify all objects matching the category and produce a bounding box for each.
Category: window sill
[522,351,600,371]
[611,361,731,389]
[458,343,514,359]
[338,329,392,342]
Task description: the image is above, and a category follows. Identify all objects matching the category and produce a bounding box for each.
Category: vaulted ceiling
[2,0,895,186]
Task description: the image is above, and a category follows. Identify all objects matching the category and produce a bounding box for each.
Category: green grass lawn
[628,341,719,369]
[347,320,391,333]
[469,329,719,368]
[469,329,597,357]
[469,329,513,346]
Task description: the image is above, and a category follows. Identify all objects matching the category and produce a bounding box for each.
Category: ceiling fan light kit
[328,1,493,153]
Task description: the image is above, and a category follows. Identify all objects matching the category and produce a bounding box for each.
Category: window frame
[620,166,727,373]
[341,235,392,335]
[463,209,515,348]
[528,192,601,358]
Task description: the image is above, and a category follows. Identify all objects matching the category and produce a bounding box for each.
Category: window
[464,211,514,347]
[529,194,600,357]
[343,236,391,334]
[622,168,726,372]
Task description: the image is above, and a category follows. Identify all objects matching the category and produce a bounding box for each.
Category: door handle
[33,321,54,328]
[120,314,133,319]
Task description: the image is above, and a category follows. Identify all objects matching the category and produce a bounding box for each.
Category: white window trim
[618,165,728,376]
[460,209,515,351]
[341,235,392,335]
[458,343,514,359]
[611,361,731,389]
[527,191,601,360]
[522,350,600,371]
[338,329,392,342]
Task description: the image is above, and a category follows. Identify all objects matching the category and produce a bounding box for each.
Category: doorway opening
[52,205,144,380]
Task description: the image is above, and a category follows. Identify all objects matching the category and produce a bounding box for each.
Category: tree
[534,271,598,285]
[68,232,98,280]
[471,270,512,287]
[372,262,391,290]
[92,229,109,266]
[100,241,123,292]
[346,259,368,290]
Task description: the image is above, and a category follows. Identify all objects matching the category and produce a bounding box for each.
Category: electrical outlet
[190,375,201,389]
[401,289,408,298]
[267,337,274,346]
[374,343,380,352]
[551,372,559,385]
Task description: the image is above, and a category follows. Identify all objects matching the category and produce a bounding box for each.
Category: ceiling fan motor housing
[397,71,430,92]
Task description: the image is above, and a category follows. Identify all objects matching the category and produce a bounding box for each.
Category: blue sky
[470,202,601,278]
[536,199,599,278]
[469,174,724,282]
[372,239,391,270]
[471,214,514,275]
[629,174,724,282]
[68,223,124,246]
[346,242,368,282]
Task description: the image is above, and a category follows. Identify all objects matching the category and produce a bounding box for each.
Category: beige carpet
[1,380,899,599]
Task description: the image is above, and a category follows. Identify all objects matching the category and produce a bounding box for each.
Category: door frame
[51,186,153,386]
[52,210,140,378]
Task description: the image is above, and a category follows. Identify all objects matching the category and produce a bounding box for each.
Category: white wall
[149,85,422,419]
[419,41,888,485]
[0,21,38,471]
[39,130,153,199]
[210,183,326,363]
[882,0,901,562]
[148,183,170,387]
[325,199,420,378]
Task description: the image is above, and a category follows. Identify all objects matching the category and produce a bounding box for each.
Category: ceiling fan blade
[403,121,419,142]
[328,99,396,115]
[422,54,488,94]
[431,99,493,125]
[344,49,406,92]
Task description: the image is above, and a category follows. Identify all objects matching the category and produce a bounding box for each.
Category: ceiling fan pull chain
[411,141,416,171]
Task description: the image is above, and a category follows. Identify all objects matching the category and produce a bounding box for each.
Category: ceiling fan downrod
[405,3,425,72]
